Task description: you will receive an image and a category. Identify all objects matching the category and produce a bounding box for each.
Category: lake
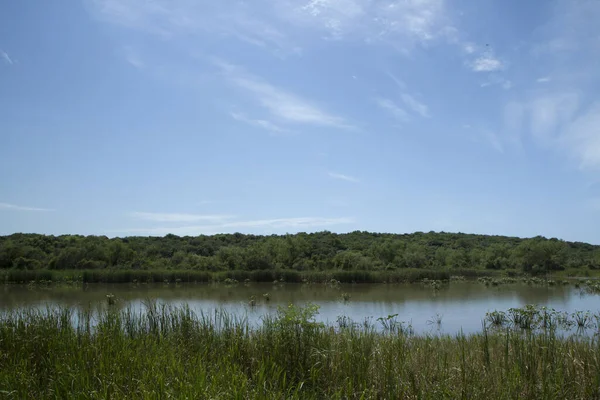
[1,281,598,335]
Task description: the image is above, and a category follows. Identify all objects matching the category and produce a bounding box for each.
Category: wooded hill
[2,231,599,275]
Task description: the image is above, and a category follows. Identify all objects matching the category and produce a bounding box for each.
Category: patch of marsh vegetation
[105,294,116,306]
[485,305,600,333]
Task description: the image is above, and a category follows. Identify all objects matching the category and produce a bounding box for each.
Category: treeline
[1,231,599,275]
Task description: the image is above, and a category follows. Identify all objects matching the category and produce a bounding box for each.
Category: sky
[1,0,600,243]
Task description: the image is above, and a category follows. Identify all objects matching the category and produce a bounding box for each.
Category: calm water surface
[2,282,598,334]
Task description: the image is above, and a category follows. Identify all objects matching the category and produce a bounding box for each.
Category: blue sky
[1,0,600,242]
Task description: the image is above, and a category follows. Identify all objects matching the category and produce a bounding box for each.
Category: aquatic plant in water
[573,311,592,329]
[336,315,353,329]
[485,311,507,327]
[377,313,413,335]
[486,305,600,333]
[328,279,342,289]
[508,305,538,330]
[427,313,444,327]
[106,294,116,306]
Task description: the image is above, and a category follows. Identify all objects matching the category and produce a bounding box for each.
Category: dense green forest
[1,231,599,277]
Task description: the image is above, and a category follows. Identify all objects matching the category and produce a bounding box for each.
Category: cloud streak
[130,212,234,223]
[1,51,13,65]
[328,172,359,183]
[503,92,600,170]
[291,0,450,44]
[230,112,288,134]
[561,103,600,170]
[122,47,144,69]
[512,0,600,170]
[88,0,294,53]
[401,94,430,118]
[111,216,354,236]
[480,75,512,90]
[0,202,52,212]
[375,98,409,121]
[529,93,579,138]
[483,130,504,153]
[217,61,352,129]
[88,0,451,53]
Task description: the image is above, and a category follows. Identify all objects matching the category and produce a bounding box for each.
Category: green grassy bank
[0,305,598,399]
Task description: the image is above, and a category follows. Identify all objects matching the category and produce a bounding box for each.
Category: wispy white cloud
[532,0,600,57]
[0,202,52,212]
[513,1,600,170]
[123,47,144,69]
[328,172,359,183]
[462,42,476,54]
[130,212,234,223]
[375,97,409,121]
[382,73,430,118]
[217,61,352,129]
[111,216,354,236]
[482,130,504,153]
[234,77,351,128]
[386,71,406,90]
[480,74,512,90]
[503,92,600,169]
[465,124,504,153]
[503,95,573,142]
[401,93,430,118]
[1,50,13,65]
[469,53,504,72]
[230,112,288,135]
[290,0,450,45]
[88,0,451,54]
[529,93,579,138]
[560,103,600,170]
[88,0,296,55]
[225,13,299,55]
[223,217,353,229]
[533,38,578,55]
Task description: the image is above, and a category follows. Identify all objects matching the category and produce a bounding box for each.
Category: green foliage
[0,231,598,280]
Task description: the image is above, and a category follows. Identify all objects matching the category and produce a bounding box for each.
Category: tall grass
[0,304,599,399]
